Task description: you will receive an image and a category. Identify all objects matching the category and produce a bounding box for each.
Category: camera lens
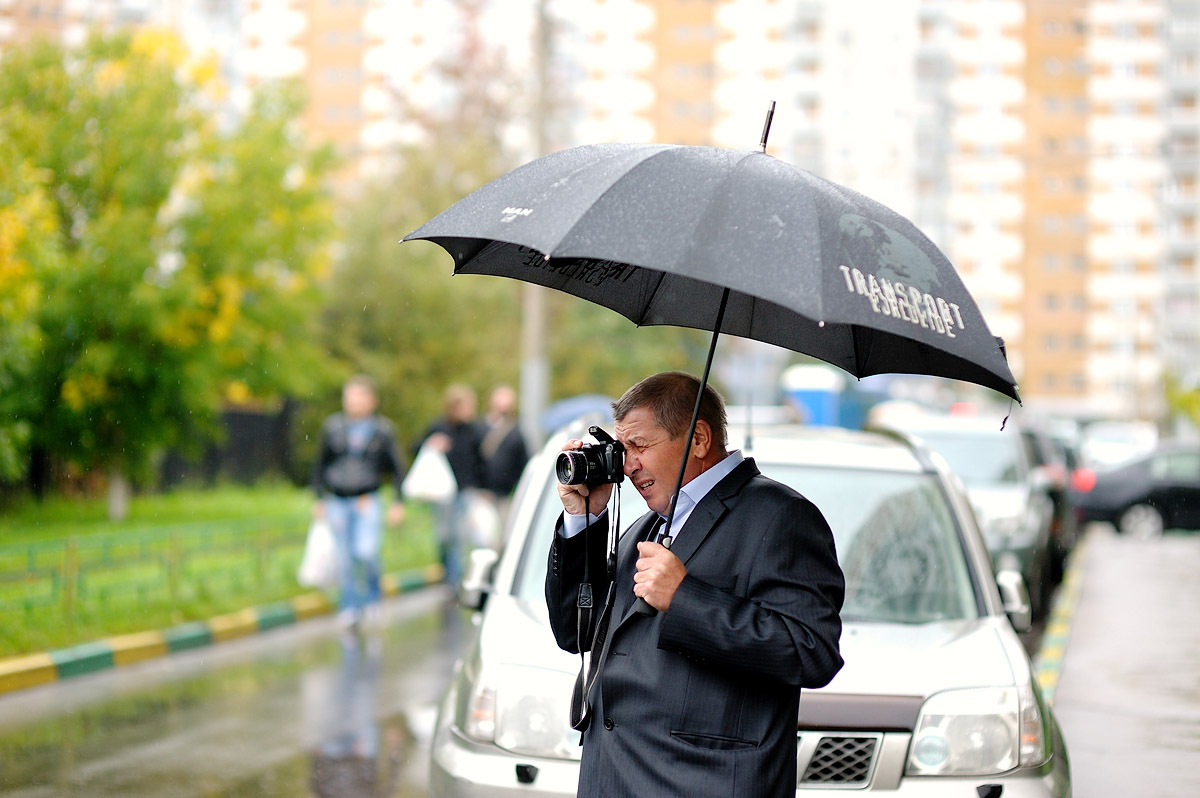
[556,450,587,485]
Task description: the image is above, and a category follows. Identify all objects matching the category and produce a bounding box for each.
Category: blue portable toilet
[781,364,847,427]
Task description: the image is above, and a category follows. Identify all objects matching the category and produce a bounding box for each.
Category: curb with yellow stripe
[0,564,444,696]
[1033,530,1091,705]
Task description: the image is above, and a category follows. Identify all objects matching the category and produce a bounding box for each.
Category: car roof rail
[862,424,940,472]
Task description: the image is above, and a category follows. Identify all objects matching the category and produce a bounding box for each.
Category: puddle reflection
[306,632,414,797]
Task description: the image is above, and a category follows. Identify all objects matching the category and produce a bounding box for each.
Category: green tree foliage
[1165,374,1200,431]
[0,146,61,480]
[324,144,523,450]
[0,30,335,498]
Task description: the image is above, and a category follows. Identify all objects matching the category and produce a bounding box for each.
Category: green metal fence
[0,515,310,620]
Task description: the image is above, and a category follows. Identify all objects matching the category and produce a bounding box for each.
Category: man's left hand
[634,542,686,612]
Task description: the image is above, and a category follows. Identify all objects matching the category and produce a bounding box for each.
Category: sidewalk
[0,564,444,696]
[1050,526,1200,798]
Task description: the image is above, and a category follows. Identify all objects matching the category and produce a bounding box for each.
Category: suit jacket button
[603,717,615,730]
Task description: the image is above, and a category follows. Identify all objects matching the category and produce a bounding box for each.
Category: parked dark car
[1017,421,1079,583]
[1071,442,1200,538]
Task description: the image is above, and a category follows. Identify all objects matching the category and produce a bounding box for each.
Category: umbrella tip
[759,100,776,153]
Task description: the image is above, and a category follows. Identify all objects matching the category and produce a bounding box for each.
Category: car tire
[1118,504,1164,539]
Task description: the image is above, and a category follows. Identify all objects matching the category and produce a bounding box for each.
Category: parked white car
[429,417,1071,797]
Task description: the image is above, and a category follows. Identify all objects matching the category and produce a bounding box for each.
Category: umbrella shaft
[664,286,730,531]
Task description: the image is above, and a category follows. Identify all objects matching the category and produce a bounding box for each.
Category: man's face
[614,406,688,516]
[343,384,377,418]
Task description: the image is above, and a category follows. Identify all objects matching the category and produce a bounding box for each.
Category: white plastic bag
[402,442,458,503]
[298,518,338,590]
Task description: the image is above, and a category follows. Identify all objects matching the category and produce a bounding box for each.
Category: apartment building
[4,0,1195,421]
[1021,0,1092,411]
[1161,0,1200,390]
[1085,0,1167,419]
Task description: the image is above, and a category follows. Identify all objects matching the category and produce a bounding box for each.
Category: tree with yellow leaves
[0,29,336,516]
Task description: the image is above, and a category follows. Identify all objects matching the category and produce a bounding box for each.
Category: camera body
[556,426,625,486]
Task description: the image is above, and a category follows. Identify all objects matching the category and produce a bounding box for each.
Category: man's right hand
[557,439,614,515]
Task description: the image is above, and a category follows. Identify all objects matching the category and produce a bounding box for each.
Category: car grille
[798,733,880,788]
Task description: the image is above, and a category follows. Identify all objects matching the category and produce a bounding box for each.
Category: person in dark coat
[481,384,529,534]
[417,383,487,588]
[312,375,407,629]
[545,371,844,797]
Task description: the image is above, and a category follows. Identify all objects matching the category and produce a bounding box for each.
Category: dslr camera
[556,426,625,486]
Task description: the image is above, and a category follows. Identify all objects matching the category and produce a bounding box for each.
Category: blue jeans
[324,493,383,612]
[433,490,473,589]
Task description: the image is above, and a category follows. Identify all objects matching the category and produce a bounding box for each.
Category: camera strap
[575,494,595,654]
[570,486,623,733]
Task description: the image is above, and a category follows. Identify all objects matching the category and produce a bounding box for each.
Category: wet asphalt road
[1051,526,1200,798]
[0,586,467,798]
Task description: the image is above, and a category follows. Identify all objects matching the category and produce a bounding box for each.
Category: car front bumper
[430,723,1071,798]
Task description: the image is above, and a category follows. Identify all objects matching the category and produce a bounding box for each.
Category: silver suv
[429,417,1071,797]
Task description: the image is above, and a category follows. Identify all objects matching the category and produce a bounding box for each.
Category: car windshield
[511,460,979,624]
[909,430,1026,487]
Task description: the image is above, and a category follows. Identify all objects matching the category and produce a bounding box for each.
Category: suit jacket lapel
[666,458,759,565]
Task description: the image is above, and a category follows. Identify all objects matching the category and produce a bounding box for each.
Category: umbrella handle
[633,534,671,616]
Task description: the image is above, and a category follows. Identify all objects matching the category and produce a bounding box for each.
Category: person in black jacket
[416,383,486,589]
[481,384,530,533]
[312,375,407,629]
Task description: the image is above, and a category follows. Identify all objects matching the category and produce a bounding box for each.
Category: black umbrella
[402,124,1019,611]
[402,142,1018,403]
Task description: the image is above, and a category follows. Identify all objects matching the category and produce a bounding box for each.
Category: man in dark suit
[546,371,845,797]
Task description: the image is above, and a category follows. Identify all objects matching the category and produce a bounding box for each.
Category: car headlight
[458,664,582,761]
[906,683,1048,776]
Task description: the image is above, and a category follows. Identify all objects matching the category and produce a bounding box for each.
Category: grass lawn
[0,483,441,658]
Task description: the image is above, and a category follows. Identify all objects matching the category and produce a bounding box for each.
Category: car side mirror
[995,567,1033,633]
[459,547,500,611]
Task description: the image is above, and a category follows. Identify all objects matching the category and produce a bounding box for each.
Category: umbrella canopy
[403,142,1020,403]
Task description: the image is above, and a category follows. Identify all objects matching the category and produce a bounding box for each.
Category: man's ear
[690,420,712,459]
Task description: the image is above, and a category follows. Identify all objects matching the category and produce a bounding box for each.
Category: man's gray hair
[612,371,727,452]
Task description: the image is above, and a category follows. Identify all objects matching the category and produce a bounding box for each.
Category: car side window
[1157,452,1200,481]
